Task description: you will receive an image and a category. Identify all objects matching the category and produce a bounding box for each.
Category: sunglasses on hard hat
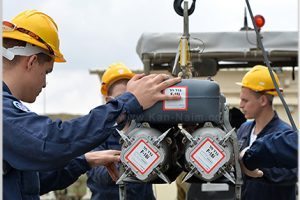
[3,21,54,56]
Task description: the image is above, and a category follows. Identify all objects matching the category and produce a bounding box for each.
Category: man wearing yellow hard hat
[236,65,296,200]
[86,63,155,200]
[3,10,181,200]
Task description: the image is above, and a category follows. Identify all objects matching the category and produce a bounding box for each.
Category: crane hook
[174,0,196,17]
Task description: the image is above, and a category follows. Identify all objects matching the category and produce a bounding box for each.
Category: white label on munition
[191,138,225,174]
[125,139,159,174]
[163,86,188,110]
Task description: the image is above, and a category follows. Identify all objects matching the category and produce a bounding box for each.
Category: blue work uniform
[3,82,142,200]
[39,155,91,195]
[243,129,298,169]
[87,130,155,200]
[237,113,297,200]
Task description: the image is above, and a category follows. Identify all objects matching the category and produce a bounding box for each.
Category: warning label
[191,138,225,174]
[163,86,188,110]
[125,139,160,174]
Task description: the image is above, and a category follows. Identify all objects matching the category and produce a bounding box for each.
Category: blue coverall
[243,129,298,169]
[3,82,142,200]
[86,130,155,200]
[237,113,297,200]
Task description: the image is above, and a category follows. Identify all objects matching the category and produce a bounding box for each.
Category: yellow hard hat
[101,63,135,96]
[236,65,282,96]
[3,10,65,62]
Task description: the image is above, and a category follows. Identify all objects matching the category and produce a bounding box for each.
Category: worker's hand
[239,147,264,178]
[84,150,120,181]
[127,73,182,109]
